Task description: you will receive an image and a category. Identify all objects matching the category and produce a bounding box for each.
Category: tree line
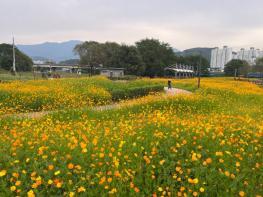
[74,38,210,77]
[224,58,263,76]
[0,44,33,72]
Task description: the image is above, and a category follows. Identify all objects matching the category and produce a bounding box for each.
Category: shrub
[111,85,164,101]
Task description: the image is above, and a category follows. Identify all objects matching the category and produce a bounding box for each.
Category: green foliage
[74,42,145,76]
[136,38,175,77]
[117,45,145,75]
[256,57,263,66]
[253,57,263,73]
[224,59,250,76]
[75,39,212,77]
[74,41,104,67]
[111,85,164,101]
[0,44,33,71]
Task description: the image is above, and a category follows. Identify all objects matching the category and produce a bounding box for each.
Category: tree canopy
[224,59,250,76]
[74,38,210,77]
[0,44,33,71]
[136,38,175,77]
[74,41,104,67]
[74,41,145,75]
[256,57,263,66]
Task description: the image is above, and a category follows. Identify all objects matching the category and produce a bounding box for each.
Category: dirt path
[1,111,50,120]
[164,87,192,95]
[1,88,192,119]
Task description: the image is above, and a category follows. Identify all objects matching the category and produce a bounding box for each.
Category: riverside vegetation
[0,77,262,197]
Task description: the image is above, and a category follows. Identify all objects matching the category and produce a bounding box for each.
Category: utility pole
[234,68,238,80]
[197,55,201,88]
[12,37,16,75]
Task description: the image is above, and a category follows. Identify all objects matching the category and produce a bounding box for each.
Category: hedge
[111,85,164,101]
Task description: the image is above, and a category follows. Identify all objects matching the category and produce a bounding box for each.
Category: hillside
[176,47,214,62]
[17,40,82,62]
[0,43,33,71]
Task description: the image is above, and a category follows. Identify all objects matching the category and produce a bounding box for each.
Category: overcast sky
[0,0,263,50]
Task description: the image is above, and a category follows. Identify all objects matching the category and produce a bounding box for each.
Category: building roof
[100,67,124,71]
[164,66,194,73]
[33,64,80,69]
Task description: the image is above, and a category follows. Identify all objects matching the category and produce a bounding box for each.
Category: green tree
[100,42,121,67]
[136,38,175,77]
[224,59,250,76]
[0,44,33,71]
[74,41,105,67]
[75,41,145,76]
[256,57,263,66]
[117,45,145,75]
[252,57,263,73]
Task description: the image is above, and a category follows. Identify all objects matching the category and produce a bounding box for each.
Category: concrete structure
[33,64,80,73]
[164,64,195,78]
[211,47,263,72]
[210,46,233,72]
[233,48,263,65]
[100,68,124,78]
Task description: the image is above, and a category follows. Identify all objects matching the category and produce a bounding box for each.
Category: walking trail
[1,88,192,119]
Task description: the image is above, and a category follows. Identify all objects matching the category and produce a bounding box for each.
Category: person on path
[168,80,172,90]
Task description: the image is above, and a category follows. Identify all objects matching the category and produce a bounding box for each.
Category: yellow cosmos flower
[239,191,245,197]
[69,192,75,197]
[159,160,165,165]
[10,186,16,191]
[0,170,7,177]
[15,181,21,186]
[188,178,199,184]
[99,153,105,158]
[27,190,35,197]
[77,186,86,193]
[224,171,230,177]
[67,163,74,170]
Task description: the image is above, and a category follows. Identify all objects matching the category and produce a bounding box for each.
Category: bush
[109,75,138,81]
[111,85,164,101]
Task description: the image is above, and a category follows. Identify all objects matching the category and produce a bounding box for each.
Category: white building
[211,47,263,71]
[100,68,124,78]
[210,46,233,71]
[234,48,263,65]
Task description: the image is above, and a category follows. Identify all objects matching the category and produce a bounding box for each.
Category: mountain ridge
[176,47,214,62]
[17,40,82,62]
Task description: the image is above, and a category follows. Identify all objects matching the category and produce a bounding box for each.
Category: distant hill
[59,59,80,65]
[176,48,214,62]
[173,48,180,53]
[0,44,33,71]
[17,40,82,63]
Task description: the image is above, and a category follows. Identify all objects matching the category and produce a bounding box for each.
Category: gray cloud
[1,0,263,50]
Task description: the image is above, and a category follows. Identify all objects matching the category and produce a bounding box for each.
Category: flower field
[0,77,163,115]
[0,78,262,196]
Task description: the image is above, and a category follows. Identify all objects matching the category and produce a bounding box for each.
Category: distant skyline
[1,0,263,51]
